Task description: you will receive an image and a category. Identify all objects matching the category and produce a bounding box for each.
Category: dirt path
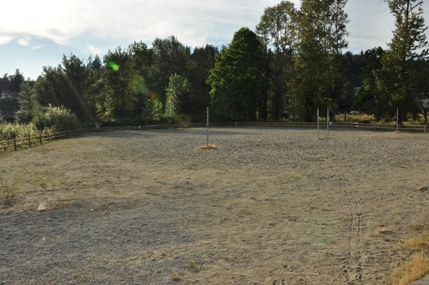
[1,127,428,284]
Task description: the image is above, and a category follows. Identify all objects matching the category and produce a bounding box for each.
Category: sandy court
[1,127,429,284]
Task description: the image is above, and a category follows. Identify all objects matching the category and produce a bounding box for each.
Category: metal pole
[396,108,399,132]
[327,108,330,139]
[206,107,209,146]
[317,108,320,140]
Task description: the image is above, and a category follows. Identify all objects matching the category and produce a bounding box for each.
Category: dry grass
[377,226,391,234]
[171,272,180,281]
[198,144,217,149]
[0,179,18,207]
[391,226,429,285]
[390,253,429,285]
[399,231,429,252]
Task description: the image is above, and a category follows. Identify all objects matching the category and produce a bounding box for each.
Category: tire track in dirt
[337,174,364,284]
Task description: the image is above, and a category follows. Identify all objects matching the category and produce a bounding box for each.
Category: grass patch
[390,253,429,285]
[336,216,350,223]
[399,231,429,252]
[0,179,18,207]
[390,224,429,284]
[188,260,201,272]
[171,272,180,281]
[52,198,73,210]
[80,276,90,283]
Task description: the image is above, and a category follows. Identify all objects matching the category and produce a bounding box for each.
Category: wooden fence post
[424,124,427,133]
[14,138,17,151]
[40,133,43,145]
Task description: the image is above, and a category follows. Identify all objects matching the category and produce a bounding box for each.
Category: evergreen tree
[15,82,40,124]
[186,45,218,119]
[35,54,92,120]
[377,0,428,121]
[101,47,138,119]
[207,27,266,121]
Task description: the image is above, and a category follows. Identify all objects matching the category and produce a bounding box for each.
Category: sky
[1,0,428,80]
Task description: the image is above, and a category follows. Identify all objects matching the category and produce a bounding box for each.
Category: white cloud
[31,45,45,50]
[17,36,32,46]
[0,0,428,52]
[0,35,13,45]
[1,0,283,47]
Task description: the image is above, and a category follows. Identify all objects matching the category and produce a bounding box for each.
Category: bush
[0,123,37,140]
[33,105,80,132]
[142,99,163,124]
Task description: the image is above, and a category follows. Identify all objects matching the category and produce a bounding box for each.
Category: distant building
[0,91,13,100]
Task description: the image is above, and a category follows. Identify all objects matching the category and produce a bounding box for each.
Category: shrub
[33,105,80,132]
[0,123,37,140]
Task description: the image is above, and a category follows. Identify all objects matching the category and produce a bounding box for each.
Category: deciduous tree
[256,0,297,120]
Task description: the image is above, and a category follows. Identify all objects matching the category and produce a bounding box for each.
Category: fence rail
[0,129,85,152]
[228,121,427,133]
[1,121,427,153]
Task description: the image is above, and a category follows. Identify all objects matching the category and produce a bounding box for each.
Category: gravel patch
[1,127,429,284]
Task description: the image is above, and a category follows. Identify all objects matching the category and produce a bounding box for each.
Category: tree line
[1,0,428,128]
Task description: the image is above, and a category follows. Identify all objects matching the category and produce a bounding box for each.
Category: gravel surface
[1,127,429,284]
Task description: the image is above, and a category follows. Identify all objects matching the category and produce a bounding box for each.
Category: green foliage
[33,105,80,132]
[207,27,267,121]
[353,47,387,119]
[376,0,428,121]
[8,69,25,93]
[185,45,218,119]
[9,3,429,126]
[256,1,297,120]
[165,73,191,117]
[101,47,138,119]
[8,38,215,126]
[0,123,18,140]
[287,0,349,121]
[0,123,37,140]
[35,54,93,120]
[150,36,192,104]
[15,82,40,124]
[142,95,163,124]
[0,178,17,207]
[188,260,201,272]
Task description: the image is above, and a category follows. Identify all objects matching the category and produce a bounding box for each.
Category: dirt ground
[1,127,429,285]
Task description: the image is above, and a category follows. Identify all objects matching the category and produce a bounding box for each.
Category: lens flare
[109,61,119,71]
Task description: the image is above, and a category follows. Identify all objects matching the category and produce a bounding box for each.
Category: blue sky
[1,0,428,80]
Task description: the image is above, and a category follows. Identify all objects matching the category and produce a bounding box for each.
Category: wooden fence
[228,121,428,133]
[0,123,213,152]
[1,121,427,153]
[0,129,85,152]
